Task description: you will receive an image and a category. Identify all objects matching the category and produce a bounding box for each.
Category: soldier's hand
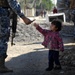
[22,17,35,25]
[26,19,35,25]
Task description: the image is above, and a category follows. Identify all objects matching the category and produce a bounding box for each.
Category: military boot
[0,57,13,73]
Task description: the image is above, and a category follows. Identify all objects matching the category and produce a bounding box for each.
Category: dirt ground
[0,37,75,75]
[1,17,75,75]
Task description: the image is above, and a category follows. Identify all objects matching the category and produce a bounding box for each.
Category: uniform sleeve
[7,0,25,18]
[56,35,64,52]
[65,0,70,8]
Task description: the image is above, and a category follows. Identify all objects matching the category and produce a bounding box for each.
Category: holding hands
[34,23,39,28]
[22,17,35,25]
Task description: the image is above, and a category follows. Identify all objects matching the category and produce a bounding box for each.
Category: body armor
[0,0,9,7]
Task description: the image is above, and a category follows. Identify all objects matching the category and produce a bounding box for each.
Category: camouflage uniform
[0,0,25,58]
[0,0,33,73]
[66,0,75,37]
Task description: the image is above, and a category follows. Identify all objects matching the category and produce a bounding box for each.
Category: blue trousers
[48,50,61,68]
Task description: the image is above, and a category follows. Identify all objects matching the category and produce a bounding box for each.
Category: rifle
[11,11,17,46]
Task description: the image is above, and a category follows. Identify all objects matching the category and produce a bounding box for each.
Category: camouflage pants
[73,15,75,37]
[70,9,75,38]
[0,8,10,58]
[71,9,75,37]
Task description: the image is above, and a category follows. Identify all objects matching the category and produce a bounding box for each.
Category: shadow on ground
[1,44,75,75]
[1,50,48,75]
[1,28,75,75]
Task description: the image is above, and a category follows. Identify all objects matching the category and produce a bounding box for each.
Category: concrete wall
[24,8,36,17]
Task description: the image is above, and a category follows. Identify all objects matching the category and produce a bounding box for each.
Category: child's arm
[34,23,48,36]
[56,35,64,52]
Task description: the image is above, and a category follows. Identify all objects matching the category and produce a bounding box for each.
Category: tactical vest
[0,0,9,7]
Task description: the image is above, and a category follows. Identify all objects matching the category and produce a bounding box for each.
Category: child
[34,19,64,71]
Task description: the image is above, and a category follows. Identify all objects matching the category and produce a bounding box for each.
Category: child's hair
[51,19,62,31]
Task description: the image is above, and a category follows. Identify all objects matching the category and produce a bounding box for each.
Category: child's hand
[34,23,39,28]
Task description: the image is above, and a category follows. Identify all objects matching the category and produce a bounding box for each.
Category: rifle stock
[11,12,17,46]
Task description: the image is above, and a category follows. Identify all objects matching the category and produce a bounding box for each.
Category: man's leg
[0,15,13,73]
[0,34,13,73]
[73,14,75,38]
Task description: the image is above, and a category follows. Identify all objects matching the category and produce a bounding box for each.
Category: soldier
[66,0,75,38]
[0,0,34,73]
[70,0,75,38]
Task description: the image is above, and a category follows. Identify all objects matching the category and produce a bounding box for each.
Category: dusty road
[0,37,75,75]
[1,17,75,75]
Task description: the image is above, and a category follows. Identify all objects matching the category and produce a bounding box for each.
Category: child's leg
[46,50,54,71]
[53,51,61,70]
[48,50,54,68]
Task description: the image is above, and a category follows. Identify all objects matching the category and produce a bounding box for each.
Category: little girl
[34,19,64,71]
